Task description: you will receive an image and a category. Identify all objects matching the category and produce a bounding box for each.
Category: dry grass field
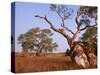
[12,52,97,73]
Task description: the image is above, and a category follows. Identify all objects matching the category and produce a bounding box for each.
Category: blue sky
[14,2,80,52]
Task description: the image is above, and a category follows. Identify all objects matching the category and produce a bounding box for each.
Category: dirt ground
[12,52,97,73]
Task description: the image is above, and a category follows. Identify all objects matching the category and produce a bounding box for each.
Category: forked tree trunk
[34,7,91,53]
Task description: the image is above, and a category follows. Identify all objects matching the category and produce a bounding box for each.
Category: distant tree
[18,27,39,52]
[18,27,58,55]
[34,28,58,55]
[35,4,97,54]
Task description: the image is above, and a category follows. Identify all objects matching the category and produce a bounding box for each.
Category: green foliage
[50,4,73,20]
[81,26,97,41]
[78,6,97,27]
[80,6,97,19]
[80,26,97,55]
[18,27,58,53]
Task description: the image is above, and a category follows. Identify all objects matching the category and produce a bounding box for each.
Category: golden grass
[12,52,97,73]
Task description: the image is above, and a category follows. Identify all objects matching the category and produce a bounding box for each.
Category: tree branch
[80,25,89,31]
[70,8,81,41]
[56,10,64,20]
[35,15,57,31]
[75,8,81,31]
[63,26,75,35]
[80,24,96,31]
[34,15,70,40]
[75,9,80,25]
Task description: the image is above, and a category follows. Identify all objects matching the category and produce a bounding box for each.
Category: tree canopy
[18,27,58,54]
[80,26,97,55]
[35,4,97,51]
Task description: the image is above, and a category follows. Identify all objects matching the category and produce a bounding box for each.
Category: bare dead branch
[34,15,70,40]
[56,10,64,20]
[80,25,89,31]
[35,15,44,19]
[63,26,75,35]
[80,24,96,31]
[75,8,81,31]
[35,15,58,31]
